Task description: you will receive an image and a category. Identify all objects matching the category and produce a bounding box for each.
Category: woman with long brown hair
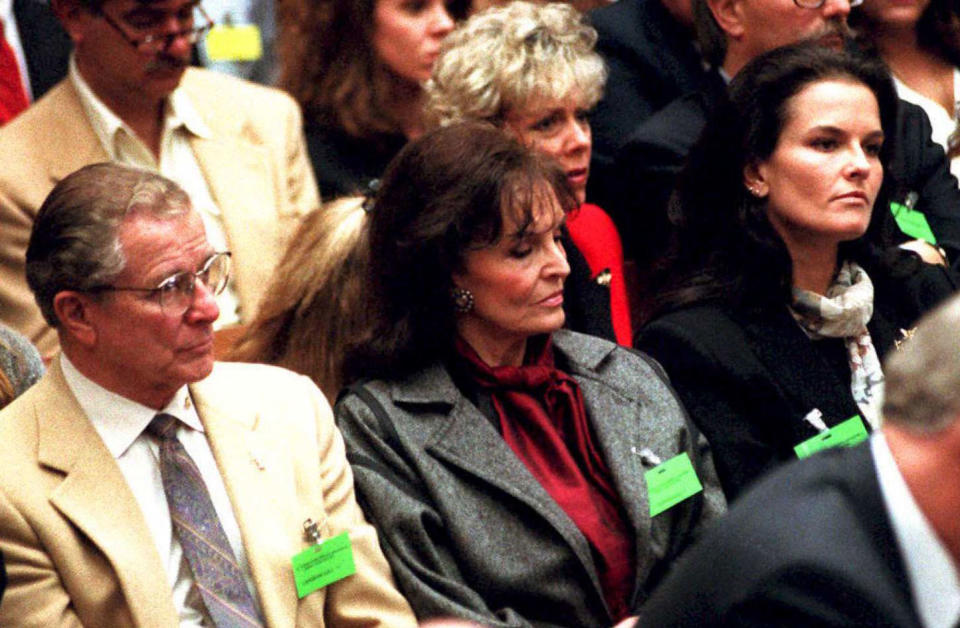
[277,0,465,197]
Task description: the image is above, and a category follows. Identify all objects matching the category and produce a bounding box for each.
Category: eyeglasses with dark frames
[89,251,231,316]
[98,3,214,54]
[793,0,863,8]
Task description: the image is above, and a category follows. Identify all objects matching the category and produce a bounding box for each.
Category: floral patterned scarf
[790,260,883,428]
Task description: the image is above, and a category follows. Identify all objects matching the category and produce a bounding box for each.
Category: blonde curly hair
[425,1,606,127]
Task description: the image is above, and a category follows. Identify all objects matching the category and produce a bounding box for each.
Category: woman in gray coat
[335,122,724,627]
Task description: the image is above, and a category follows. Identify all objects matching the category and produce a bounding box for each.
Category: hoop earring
[451,287,474,313]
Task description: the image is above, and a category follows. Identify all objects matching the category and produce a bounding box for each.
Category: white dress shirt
[872,433,960,628]
[60,354,261,626]
[68,55,241,326]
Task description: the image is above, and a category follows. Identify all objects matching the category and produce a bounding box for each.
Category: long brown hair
[345,122,579,381]
[277,0,467,139]
[228,197,371,400]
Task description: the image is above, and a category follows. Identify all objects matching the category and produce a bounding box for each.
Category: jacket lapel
[554,333,669,604]
[190,375,302,627]
[398,364,607,604]
[38,360,179,626]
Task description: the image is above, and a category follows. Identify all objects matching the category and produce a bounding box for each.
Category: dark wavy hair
[344,122,579,381]
[653,43,908,315]
[277,0,468,139]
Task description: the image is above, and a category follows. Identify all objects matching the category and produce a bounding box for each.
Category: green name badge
[794,415,869,459]
[291,532,356,598]
[205,24,263,62]
[891,201,937,245]
[645,452,703,517]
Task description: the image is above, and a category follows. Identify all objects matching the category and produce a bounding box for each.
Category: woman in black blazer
[637,43,957,501]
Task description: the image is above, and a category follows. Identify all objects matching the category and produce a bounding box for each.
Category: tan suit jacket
[0,69,320,355]
[0,359,416,627]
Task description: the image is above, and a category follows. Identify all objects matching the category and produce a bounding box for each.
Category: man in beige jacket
[0,163,413,627]
[0,0,319,356]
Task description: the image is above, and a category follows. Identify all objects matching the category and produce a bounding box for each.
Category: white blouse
[893,67,960,183]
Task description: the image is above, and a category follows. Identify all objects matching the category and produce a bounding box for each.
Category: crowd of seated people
[0,0,959,625]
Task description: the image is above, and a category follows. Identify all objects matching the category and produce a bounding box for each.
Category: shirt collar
[68,54,212,160]
[60,353,204,459]
[872,433,960,628]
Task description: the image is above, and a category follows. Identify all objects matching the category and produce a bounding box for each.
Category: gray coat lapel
[555,331,689,600]
[394,364,606,603]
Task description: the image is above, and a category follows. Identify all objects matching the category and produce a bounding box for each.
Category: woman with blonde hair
[426,1,633,342]
[277,0,465,198]
[229,196,370,400]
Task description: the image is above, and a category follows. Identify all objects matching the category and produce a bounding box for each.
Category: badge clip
[303,518,323,546]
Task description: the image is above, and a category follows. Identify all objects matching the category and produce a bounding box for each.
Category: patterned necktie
[148,413,264,628]
[0,20,28,124]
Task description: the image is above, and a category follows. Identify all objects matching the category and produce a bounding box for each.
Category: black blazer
[611,75,960,268]
[638,442,922,627]
[303,121,406,199]
[15,0,71,100]
[587,0,712,180]
[637,261,956,499]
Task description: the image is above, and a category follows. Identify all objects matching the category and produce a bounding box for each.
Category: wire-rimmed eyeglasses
[89,251,231,316]
[793,0,863,8]
[99,3,214,54]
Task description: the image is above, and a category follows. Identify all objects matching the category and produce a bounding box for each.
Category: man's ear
[53,291,99,348]
[707,0,746,39]
[743,162,769,199]
[51,0,91,44]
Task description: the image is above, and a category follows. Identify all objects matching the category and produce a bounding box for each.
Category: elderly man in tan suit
[0,163,415,627]
[0,0,319,356]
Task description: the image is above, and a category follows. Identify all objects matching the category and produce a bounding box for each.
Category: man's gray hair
[883,293,960,433]
[26,162,192,327]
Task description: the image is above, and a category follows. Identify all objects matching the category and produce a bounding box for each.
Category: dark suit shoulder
[590,0,645,41]
[640,444,920,627]
[15,0,71,99]
[619,91,712,159]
